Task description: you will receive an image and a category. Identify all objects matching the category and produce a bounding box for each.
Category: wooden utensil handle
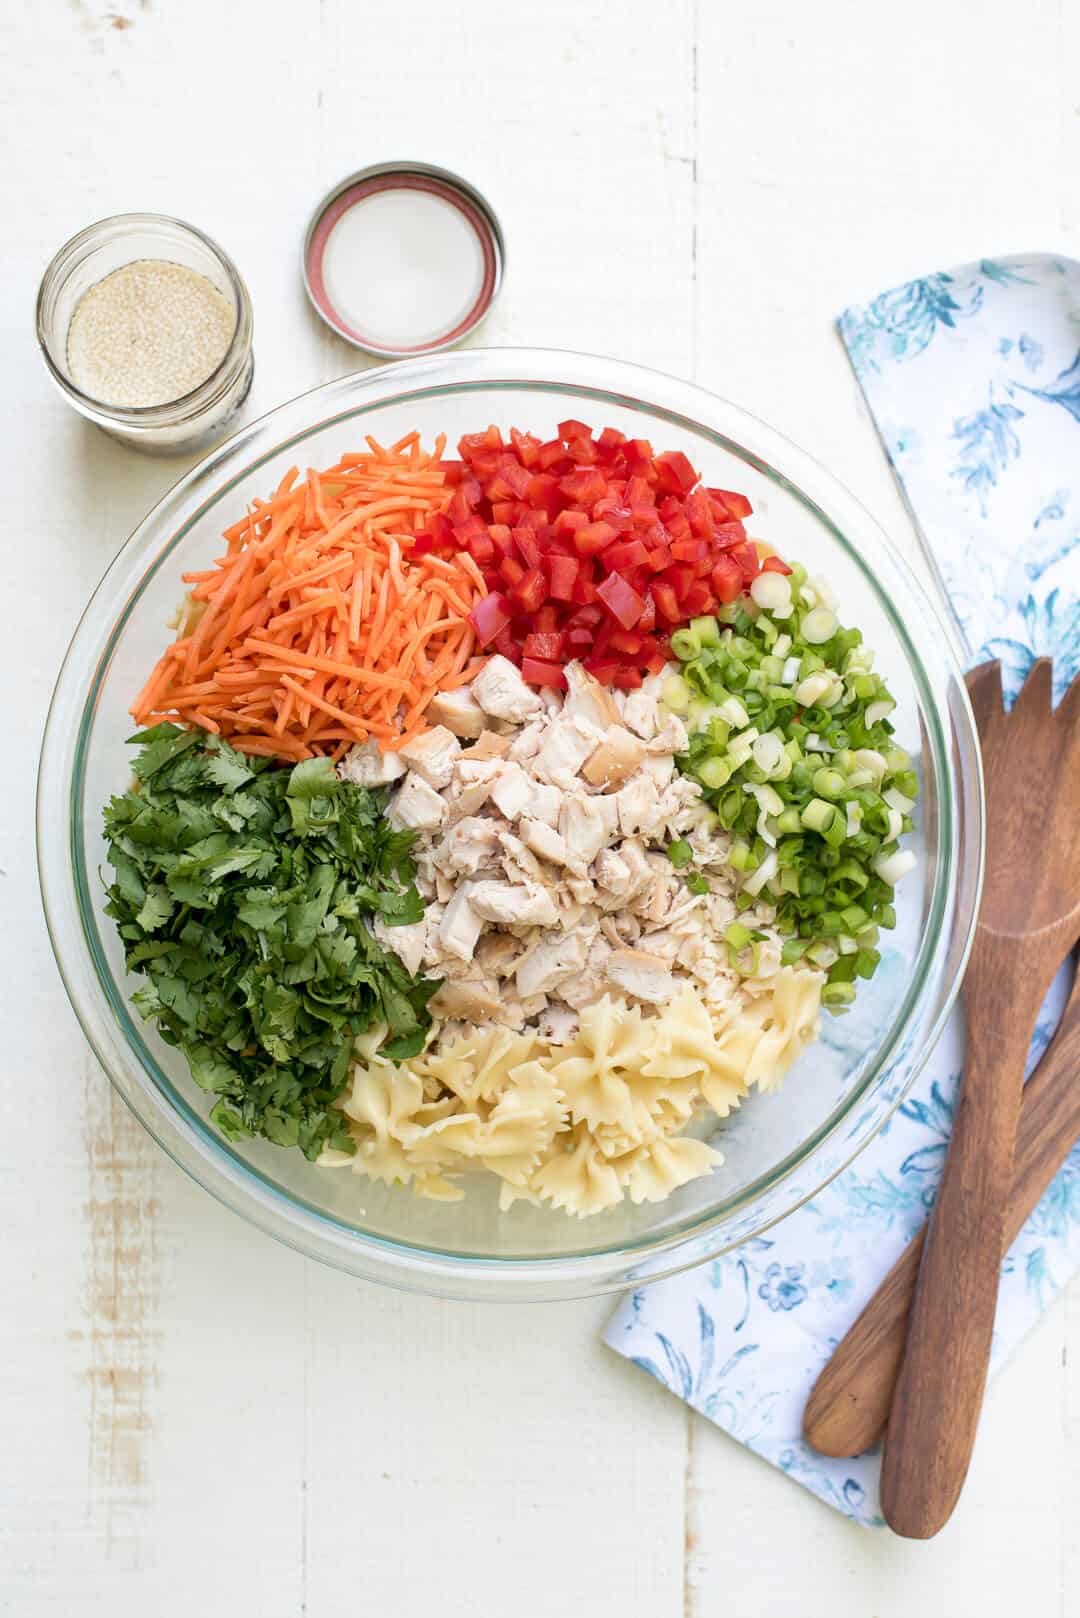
[802,966,1080,1459]
[879,940,1051,1538]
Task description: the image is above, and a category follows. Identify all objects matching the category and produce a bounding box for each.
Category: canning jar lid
[302,162,504,358]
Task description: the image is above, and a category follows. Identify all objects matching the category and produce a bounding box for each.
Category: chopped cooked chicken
[515,931,590,999]
[581,724,647,790]
[476,931,524,977]
[533,714,603,787]
[537,1003,580,1044]
[489,760,533,820]
[469,880,559,927]
[472,654,544,722]
[430,976,506,1022]
[388,772,448,832]
[592,847,631,901]
[507,718,545,764]
[498,829,548,886]
[621,674,665,739]
[443,816,502,876]
[642,752,676,788]
[605,948,675,1003]
[614,773,661,837]
[425,686,488,740]
[446,757,502,820]
[339,739,406,788]
[519,818,569,866]
[379,659,788,1058]
[468,731,513,760]
[397,725,462,788]
[563,662,621,731]
[372,916,427,977]
[647,711,689,756]
[524,779,561,826]
[560,792,619,868]
[437,886,484,961]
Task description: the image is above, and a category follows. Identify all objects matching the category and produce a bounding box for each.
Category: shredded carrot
[130,440,487,761]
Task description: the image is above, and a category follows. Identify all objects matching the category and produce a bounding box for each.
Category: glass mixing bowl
[38,349,984,1301]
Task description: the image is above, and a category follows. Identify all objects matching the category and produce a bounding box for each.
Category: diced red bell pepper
[521,656,567,689]
[598,426,627,452]
[510,427,541,468]
[655,450,699,495]
[511,567,547,613]
[682,580,712,616]
[567,434,599,466]
[526,472,561,514]
[553,508,589,535]
[646,543,672,573]
[603,538,651,572]
[423,512,454,547]
[460,426,504,458]
[558,418,593,442]
[596,570,646,630]
[671,537,709,562]
[537,439,570,471]
[637,592,657,633]
[686,487,714,538]
[708,487,754,521]
[761,554,793,575]
[513,526,542,569]
[559,468,607,504]
[711,555,743,604]
[663,562,696,601]
[584,658,621,686]
[574,521,618,556]
[730,541,761,583]
[534,603,560,634]
[469,591,514,647]
[523,630,565,660]
[547,553,579,601]
[713,520,747,549]
[493,624,521,664]
[613,665,644,690]
[608,629,643,655]
[409,534,434,557]
[499,555,526,590]
[652,581,682,623]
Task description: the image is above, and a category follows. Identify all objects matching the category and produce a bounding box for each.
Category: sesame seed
[66,259,235,409]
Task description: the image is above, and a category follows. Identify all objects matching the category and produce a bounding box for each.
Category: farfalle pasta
[321,969,823,1217]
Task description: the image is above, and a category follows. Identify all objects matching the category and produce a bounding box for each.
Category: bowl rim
[37,346,984,1298]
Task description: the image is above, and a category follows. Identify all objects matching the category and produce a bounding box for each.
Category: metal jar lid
[302,162,505,358]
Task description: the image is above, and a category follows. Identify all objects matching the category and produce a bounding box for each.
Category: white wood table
[3,2,1078,1611]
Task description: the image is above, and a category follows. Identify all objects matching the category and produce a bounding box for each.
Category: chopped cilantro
[102,727,438,1161]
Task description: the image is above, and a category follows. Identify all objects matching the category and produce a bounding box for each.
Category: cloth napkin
[605,254,1080,1526]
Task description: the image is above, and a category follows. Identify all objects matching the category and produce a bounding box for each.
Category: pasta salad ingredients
[665,571,917,1004]
[130,435,487,761]
[102,727,438,1159]
[104,418,919,1218]
[414,420,764,691]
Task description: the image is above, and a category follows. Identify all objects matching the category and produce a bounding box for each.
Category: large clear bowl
[38,349,984,1301]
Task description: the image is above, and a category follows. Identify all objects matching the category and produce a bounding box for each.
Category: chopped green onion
[661,673,691,714]
[671,628,701,661]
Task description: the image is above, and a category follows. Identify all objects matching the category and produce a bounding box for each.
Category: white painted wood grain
[1,0,1077,1613]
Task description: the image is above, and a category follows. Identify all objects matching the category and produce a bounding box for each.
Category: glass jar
[35,213,254,455]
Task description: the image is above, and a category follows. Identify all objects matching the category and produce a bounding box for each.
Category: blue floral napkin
[605,255,1080,1526]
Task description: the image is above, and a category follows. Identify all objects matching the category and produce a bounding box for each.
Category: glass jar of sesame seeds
[36,213,254,455]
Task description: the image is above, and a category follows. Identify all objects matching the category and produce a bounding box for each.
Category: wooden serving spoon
[802,959,1080,1458]
[880,659,1080,1539]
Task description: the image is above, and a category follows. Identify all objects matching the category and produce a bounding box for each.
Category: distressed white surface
[1,0,1077,1612]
